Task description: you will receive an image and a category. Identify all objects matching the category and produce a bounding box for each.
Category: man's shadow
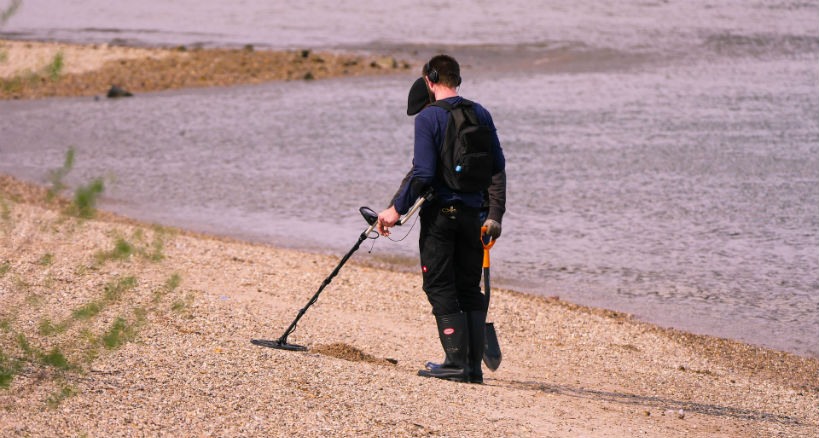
[488,378,804,426]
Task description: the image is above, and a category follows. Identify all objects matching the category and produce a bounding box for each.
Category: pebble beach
[1,40,818,437]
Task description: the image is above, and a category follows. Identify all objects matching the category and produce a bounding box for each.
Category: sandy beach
[1,41,818,437]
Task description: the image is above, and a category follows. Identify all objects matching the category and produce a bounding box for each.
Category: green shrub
[71,178,105,219]
[69,276,137,324]
[46,51,63,81]
[102,317,135,350]
[38,253,54,266]
[166,273,181,291]
[171,299,186,312]
[95,237,134,263]
[39,348,70,370]
[46,383,76,408]
[147,234,165,261]
[0,350,22,389]
[0,0,22,26]
[38,318,68,336]
[0,196,10,221]
[103,276,137,302]
[112,237,134,260]
[71,301,102,320]
[153,273,181,302]
[16,333,33,356]
[47,147,75,200]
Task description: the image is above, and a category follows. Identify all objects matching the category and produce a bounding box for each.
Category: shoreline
[2,176,818,436]
[0,38,413,99]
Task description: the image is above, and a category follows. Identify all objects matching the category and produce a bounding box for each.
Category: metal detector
[251,193,429,351]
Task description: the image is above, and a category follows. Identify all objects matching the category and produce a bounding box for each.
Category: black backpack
[431,99,495,193]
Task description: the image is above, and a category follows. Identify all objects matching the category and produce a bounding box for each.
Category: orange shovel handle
[480,226,495,268]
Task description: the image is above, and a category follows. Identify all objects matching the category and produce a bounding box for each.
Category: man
[378,55,506,384]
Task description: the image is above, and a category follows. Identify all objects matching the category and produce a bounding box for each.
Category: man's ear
[423,77,436,101]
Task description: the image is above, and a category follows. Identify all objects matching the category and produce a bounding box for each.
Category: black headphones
[425,61,461,86]
[424,62,440,83]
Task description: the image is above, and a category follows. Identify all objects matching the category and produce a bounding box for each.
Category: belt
[438,203,479,219]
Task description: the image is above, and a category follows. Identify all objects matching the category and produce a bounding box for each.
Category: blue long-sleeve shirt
[393,96,505,214]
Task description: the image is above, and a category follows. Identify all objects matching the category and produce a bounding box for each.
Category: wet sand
[1,41,817,437]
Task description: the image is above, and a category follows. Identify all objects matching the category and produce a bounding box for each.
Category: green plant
[20,333,73,370]
[70,177,104,219]
[103,276,137,302]
[0,0,22,26]
[171,292,196,318]
[166,273,181,291]
[38,253,54,266]
[47,147,75,200]
[23,295,42,310]
[64,275,137,329]
[0,195,10,221]
[46,383,76,408]
[101,317,135,350]
[42,273,55,289]
[0,75,21,93]
[13,277,33,298]
[147,233,165,261]
[0,261,10,277]
[46,51,63,81]
[94,237,134,264]
[78,329,99,363]
[111,237,134,259]
[153,273,181,302]
[39,347,70,370]
[16,333,33,356]
[0,350,22,389]
[71,301,102,320]
[38,318,67,336]
[170,299,187,313]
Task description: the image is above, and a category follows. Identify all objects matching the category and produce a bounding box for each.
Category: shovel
[481,226,502,371]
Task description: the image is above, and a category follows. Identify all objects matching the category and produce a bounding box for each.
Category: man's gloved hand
[482,219,502,239]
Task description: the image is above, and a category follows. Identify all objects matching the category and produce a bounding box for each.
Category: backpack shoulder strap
[431,98,474,111]
[430,100,453,111]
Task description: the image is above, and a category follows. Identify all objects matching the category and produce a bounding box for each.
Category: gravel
[1,176,817,437]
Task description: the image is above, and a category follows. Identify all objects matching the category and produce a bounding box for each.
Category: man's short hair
[423,54,461,88]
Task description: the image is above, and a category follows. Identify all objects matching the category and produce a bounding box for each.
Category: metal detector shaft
[398,194,427,225]
[266,227,371,350]
[253,192,429,351]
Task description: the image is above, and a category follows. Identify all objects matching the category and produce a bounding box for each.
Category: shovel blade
[483,322,502,371]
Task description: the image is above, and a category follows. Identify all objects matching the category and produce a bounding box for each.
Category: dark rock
[107,85,133,98]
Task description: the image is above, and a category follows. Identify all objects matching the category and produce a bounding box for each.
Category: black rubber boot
[424,354,453,371]
[418,312,469,382]
[466,311,487,384]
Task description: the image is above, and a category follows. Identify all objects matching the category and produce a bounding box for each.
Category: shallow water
[2,0,818,357]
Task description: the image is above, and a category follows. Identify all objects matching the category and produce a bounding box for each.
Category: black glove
[483,219,501,239]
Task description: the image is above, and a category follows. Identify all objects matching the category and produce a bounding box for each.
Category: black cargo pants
[419,203,485,315]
